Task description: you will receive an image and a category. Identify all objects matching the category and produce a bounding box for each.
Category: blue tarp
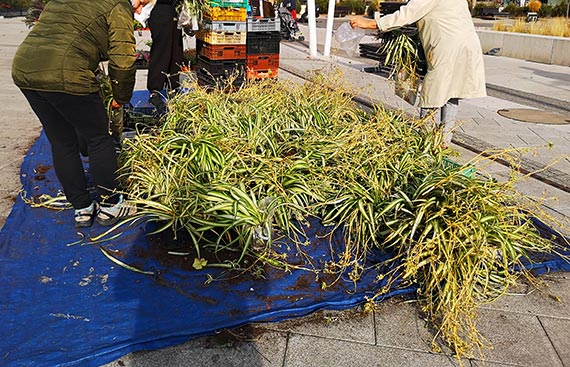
[1,94,569,366]
[0,130,415,367]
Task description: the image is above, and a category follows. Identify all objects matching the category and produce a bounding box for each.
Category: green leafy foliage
[116,73,566,363]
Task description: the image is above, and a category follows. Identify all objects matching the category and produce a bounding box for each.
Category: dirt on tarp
[97,218,388,313]
[33,163,52,181]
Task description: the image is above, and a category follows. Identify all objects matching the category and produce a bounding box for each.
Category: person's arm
[349,17,378,30]
[107,2,137,105]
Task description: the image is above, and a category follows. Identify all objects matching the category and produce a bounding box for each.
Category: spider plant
[377,27,425,101]
[115,72,567,363]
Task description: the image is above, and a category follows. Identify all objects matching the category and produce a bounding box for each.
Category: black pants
[21,90,119,209]
[147,3,184,92]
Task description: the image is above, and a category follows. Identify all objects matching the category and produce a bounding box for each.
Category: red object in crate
[246,53,279,79]
[197,40,246,60]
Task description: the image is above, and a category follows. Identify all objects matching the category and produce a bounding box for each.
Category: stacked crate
[246,16,280,80]
[197,0,249,88]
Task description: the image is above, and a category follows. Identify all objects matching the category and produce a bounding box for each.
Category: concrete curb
[477,29,570,66]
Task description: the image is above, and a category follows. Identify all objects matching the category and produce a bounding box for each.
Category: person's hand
[132,0,150,14]
[132,0,151,7]
[132,0,143,15]
[111,99,122,109]
[349,17,378,30]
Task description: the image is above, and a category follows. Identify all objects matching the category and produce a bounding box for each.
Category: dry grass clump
[117,73,566,362]
[493,17,570,37]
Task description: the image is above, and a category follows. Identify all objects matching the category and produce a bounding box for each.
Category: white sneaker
[96,195,137,226]
[74,201,99,228]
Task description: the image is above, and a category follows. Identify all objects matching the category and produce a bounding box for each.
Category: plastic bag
[393,68,420,106]
[177,3,199,31]
[334,22,365,56]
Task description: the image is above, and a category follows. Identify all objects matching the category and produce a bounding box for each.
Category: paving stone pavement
[1,16,570,367]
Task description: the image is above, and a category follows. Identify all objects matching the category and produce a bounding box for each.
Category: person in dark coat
[146,0,185,109]
[12,0,139,227]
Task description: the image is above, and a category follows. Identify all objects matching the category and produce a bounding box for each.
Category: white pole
[259,0,264,17]
[307,0,318,56]
[323,0,336,56]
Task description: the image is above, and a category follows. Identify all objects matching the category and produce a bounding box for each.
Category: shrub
[4,0,35,8]
[551,1,569,17]
[473,2,498,17]
[503,3,527,17]
[366,1,378,17]
[538,4,552,17]
[338,0,366,14]
[528,0,542,12]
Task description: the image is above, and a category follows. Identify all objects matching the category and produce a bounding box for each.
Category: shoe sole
[95,217,119,226]
[74,203,98,228]
[75,220,94,228]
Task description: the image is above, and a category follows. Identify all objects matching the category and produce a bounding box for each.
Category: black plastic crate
[246,31,281,55]
[197,69,246,90]
[196,56,246,77]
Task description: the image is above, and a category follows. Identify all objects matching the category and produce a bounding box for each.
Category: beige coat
[375,0,487,108]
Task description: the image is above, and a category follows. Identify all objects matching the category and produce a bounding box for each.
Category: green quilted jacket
[12,0,136,104]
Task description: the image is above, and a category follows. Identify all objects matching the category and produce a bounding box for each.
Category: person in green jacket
[12,0,139,228]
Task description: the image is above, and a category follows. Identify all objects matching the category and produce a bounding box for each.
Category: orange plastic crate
[247,53,279,70]
[247,67,278,79]
[246,54,279,79]
[197,40,246,60]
